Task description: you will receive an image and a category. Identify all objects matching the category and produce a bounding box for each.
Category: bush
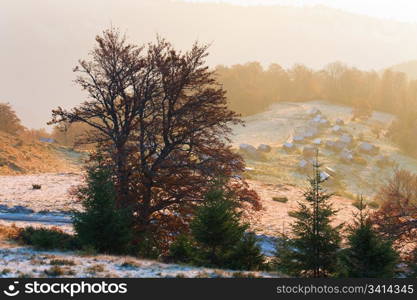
[73,161,133,254]
[134,231,162,259]
[44,266,65,277]
[77,245,98,256]
[372,169,417,264]
[232,271,262,278]
[17,227,79,251]
[0,103,24,135]
[272,197,288,203]
[367,200,379,209]
[352,196,379,210]
[49,259,75,266]
[168,234,195,264]
[227,233,265,271]
[86,264,105,274]
[120,260,140,268]
[190,188,248,267]
[168,185,265,270]
[1,268,11,275]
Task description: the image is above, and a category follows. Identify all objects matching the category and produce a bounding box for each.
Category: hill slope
[0,131,83,175]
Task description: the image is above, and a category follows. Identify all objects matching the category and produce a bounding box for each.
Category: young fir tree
[73,158,132,254]
[338,196,398,278]
[275,155,341,277]
[188,185,264,270]
[228,232,265,270]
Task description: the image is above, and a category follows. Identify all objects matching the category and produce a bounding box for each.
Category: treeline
[51,122,94,149]
[216,61,416,117]
[0,102,53,142]
[0,102,92,149]
[216,62,417,156]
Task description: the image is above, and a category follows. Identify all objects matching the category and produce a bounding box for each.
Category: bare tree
[372,169,417,259]
[50,28,152,208]
[50,29,260,247]
[127,39,260,235]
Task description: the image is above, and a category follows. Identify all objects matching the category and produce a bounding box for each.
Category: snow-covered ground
[230,100,395,147]
[0,212,71,225]
[0,172,281,278]
[0,172,357,239]
[0,172,82,213]
[0,172,81,231]
[0,245,277,278]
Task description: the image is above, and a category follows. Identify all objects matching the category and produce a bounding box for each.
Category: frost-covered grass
[0,245,278,278]
[231,100,417,198]
[0,223,280,278]
[0,172,82,213]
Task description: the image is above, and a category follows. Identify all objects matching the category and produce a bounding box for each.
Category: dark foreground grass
[15,226,80,251]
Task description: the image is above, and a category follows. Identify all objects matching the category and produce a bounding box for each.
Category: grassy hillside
[0,131,84,175]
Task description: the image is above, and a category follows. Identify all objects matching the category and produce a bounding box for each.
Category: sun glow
[181,0,417,23]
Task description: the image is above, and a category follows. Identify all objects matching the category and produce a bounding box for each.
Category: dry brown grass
[120,260,141,268]
[0,131,80,175]
[0,224,21,241]
[86,264,105,274]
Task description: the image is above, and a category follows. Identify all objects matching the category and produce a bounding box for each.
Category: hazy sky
[2,0,417,129]
[183,0,417,23]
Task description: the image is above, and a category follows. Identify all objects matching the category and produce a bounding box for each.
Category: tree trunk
[115,147,129,209]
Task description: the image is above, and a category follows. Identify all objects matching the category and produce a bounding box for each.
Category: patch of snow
[0,212,71,225]
[256,235,277,257]
[0,173,82,213]
[257,144,271,153]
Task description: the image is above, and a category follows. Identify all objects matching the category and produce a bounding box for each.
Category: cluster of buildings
[239,107,393,180]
